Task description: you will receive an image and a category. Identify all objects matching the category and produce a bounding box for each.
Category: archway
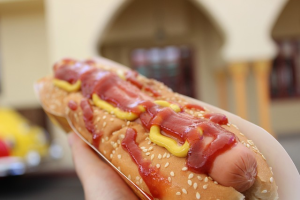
[97,0,224,104]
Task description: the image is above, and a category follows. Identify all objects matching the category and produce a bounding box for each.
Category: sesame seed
[214,181,218,184]
[170,171,175,176]
[127,121,130,126]
[164,162,169,168]
[197,176,203,181]
[182,167,188,171]
[140,178,143,184]
[204,177,208,182]
[104,150,106,154]
[167,153,170,158]
[118,155,121,159]
[140,146,146,149]
[118,166,121,170]
[246,144,250,148]
[168,177,171,182]
[196,192,201,199]
[148,146,153,151]
[227,123,231,127]
[182,188,187,194]
[103,122,107,127]
[156,164,160,168]
[117,140,121,144]
[147,141,151,145]
[103,116,106,119]
[208,176,213,181]
[270,177,273,183]
[101,138,105,143]
[158,154,162,159]
[142,149,148,153]
[188,173,194,179]
[247,140,254,145]
[203,185,208,189]
[136,176,140,180]
[151,154,154,160]
[113,143,118,148]
[128,175,131,180]
[110,118,114,121]
[136,181,139,185]
[112,150,116,154]
[163,152,167,158]
[188,180,192,186]
[96,117,101,122]
[261,190,267,193]
[110,154,113,158]
[110,111,114,114]
[176,192,181,196]
[146,152,150,156]
[270,167,274,175]
[240,132,244,136]
[193,183,198,189]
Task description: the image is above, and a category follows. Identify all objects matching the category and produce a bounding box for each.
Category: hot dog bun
[35,58,278,200]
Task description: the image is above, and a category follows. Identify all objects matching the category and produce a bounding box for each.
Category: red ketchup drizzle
[184,103,205,111]
[122,128,169,198]
[204,113,228,125]
[68,100,78,111]
[126,71,160,97]
[54,61,92,84]
[80,99,102,147]
[92,72,144,114]
[140,104,236,174]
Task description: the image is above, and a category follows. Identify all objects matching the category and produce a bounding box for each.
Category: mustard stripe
[92,94,139,121]
[53,79,81,92]
[150,125,190,157]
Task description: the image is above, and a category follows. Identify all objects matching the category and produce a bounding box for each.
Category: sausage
[209,142,258,192]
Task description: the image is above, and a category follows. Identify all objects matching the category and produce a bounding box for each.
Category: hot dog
[35,58,278,200]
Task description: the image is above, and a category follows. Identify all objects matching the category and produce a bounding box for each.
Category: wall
[0,0,49,108]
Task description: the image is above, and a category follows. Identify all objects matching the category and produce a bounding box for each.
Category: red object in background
[0,139,10,157]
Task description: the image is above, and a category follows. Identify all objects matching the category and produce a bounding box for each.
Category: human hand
[68,132,138,200]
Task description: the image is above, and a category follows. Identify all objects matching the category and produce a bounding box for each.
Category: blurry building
[0,0,299,170]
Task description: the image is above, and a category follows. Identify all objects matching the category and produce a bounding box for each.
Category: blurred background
[0,0,299,199]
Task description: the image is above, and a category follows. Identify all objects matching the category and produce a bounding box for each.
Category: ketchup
[122,128,169,198]
[126,70,160,97]
[139,105,236,174]
[54,61,92,84]
[80,99,102,147]
[204,113,228,125]
[184,104,205,111]
[68,100,78,111]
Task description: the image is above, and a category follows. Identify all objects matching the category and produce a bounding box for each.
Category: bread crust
[35,60,278,200]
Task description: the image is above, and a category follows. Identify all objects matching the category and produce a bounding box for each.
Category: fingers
[68,132,138,200]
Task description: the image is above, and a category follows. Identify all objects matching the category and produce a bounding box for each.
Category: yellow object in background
[0,108,48,158]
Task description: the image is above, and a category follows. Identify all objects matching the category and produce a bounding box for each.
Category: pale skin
[68,132,138,200]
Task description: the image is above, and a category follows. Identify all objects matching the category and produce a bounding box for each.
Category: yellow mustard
[53,79,81,92]
[92,94,141,121]
[154,100,181,112]
[149,125,190,157]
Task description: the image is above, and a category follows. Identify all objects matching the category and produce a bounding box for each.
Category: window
[131,46,196,97]
[270,39,300,99]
